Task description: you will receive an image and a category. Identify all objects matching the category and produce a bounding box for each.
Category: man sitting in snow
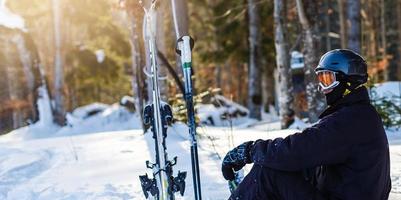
[221,49,391,200]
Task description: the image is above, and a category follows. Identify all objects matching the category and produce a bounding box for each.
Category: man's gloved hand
[221,141,254,181]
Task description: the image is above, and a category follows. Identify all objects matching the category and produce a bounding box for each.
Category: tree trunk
[156,0,168,100]
[385,0,400,81]
[323,0,331,51]
[262,65,275,113]
[127,10,146,132]
[347,0,361,53]
[247,0,263,120]
[296,0,326,123]
[398,0,401,80]
[12,34,37,121]
[29,31,54,125]
[4,40,23,129]
[12,35,35,94]
[261,47,275,113]
[380,0,391,81]
[215,65,222,90]
[380,0,386,58]
[364,0,378,74]
[274,0,294,128]
[52,0,65,125]
[338,0,347,49]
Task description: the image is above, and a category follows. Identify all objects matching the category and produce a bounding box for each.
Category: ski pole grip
[175,36,195,56]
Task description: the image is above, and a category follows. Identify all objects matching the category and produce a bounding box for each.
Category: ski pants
[229,164,327,200]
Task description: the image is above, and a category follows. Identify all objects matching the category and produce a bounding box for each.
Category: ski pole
[176,36,202,200]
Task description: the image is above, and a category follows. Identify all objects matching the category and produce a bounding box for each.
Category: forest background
[0,0,400,134]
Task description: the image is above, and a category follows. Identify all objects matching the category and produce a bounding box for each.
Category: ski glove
[221,141,254,181]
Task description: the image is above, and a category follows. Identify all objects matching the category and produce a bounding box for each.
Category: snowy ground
[1,117,401,199]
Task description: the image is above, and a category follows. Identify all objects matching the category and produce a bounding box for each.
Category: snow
[69,103,109,120]
[36,85,54,127]
[1,87,401,199]
[62,103,142,136]
[290,51,304,69]
[372,81,401,99]
[197,95,249,126]
[120,96,134,105]
[0,0,25,30]
[2,119,401,199]
[2,103,141,142]
[288,117,309,130]
[0,130,146,199]
[95,49,105,63]
[0,120,231,199]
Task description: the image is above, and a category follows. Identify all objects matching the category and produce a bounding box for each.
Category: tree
[247,0,263,120]
[274,0,294,128]
[386,0,401,80]
[338,0,347,49]
[12,33,44,123]
[295,0,325,123]
[398,0,401,80]
[125,0,147,131]
[322,0,331,51]
[1,1,54,133]
[3,37,22,129]
[52,0,65,125]
[347,0,361,53]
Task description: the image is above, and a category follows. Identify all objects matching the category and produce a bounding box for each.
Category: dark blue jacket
[251,87,391,200]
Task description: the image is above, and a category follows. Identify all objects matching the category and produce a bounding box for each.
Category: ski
[176,36,202,200]
[139,2,186,200]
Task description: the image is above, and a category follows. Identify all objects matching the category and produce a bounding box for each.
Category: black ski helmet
[315,49,368,84]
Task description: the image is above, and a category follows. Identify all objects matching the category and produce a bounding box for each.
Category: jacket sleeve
[251,112,354,171]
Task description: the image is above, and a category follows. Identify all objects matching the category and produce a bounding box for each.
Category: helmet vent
[331,62,339,65]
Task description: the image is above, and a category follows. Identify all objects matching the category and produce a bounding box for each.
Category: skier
[222,49,391,200]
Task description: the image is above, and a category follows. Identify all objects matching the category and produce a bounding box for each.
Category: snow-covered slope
[2,120,401,199]
[0,123,233,199]
[0,113,296,200]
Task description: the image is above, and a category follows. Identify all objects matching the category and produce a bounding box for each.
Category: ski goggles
[316,70,340,91]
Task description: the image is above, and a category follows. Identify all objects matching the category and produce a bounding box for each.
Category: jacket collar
[319,86,371,119]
